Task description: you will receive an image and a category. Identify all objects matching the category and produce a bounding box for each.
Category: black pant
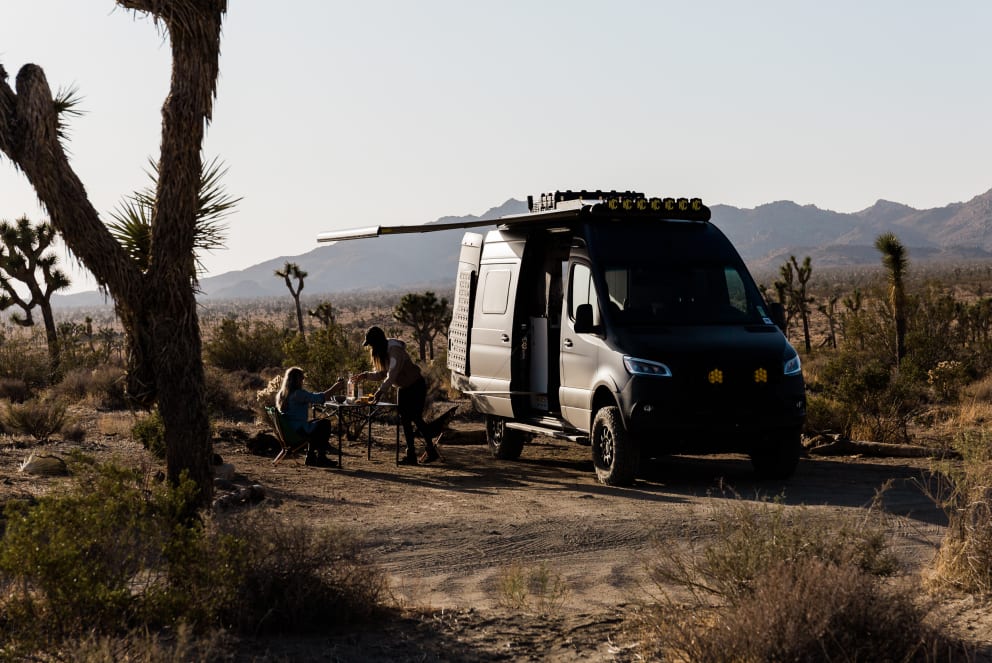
[397,376,432,456]
[300,418,332,455]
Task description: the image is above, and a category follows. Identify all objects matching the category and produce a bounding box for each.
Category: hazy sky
[2,2,991,292]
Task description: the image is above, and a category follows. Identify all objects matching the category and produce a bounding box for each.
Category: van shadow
[639,454,948,527]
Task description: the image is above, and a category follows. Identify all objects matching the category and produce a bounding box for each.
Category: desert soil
[3,406,991,661]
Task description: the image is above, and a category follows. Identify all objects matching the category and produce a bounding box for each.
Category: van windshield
[600,262,767,326]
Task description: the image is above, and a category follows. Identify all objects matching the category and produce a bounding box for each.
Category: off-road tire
[749,431,801,480]
[486,415,524,460]
[591,406,639,486]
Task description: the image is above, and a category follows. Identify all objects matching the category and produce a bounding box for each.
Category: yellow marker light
[754,368,768,383]
[708,369,723,384]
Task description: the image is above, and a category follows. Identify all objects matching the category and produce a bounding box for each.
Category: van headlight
[783,349,802,376]
[624,356,672,377]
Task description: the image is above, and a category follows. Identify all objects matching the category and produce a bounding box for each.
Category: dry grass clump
[1,397,68,441]
[493,561,570,617]
[928,431,992,595]
[635,497,966,662]
[53,365,128,410]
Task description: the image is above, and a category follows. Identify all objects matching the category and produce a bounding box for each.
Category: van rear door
[469,261,518,417]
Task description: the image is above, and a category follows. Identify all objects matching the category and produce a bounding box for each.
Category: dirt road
[211,417,985,661]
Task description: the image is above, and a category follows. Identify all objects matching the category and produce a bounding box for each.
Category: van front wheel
[591,406,638,486]
[486,416,524,460]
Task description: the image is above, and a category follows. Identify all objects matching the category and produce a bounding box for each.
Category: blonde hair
[275,366,304,411]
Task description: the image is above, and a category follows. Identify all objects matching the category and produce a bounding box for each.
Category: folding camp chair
[265,406,309,466]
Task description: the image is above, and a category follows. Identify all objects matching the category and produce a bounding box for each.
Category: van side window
[481,268,512,314]
[569,263,600,325]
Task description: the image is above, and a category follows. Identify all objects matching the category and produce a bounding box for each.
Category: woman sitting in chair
[275,367,344,467]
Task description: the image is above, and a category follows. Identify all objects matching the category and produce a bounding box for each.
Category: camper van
[318,190,806,485]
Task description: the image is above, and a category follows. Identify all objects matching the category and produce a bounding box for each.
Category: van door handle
[501,333,510,343]
[563,338,573,348]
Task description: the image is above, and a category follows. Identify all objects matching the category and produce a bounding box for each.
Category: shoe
[397,455,418,466]
[419,448,440,464]
[305,455,338,468]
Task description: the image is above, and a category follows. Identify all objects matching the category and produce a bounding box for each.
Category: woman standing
[275,367,344,467]
[354,326,440,465]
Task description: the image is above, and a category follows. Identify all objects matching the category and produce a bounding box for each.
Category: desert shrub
[1,398,68,441]
[203,316,287,372]
[132,409,166,459]
[0,377,31,403]
[213,510,387,633]
[203,365,239,418]
[61,420,87,443]
[926,360,969,403]
[53,364,128,410]
[493,561,569,617]
[0,460,387,657]
[928,431,992,594]
[637,497,963,661]
[640,558,960,662]
[283,324,366,389]
[803,393,855,438]
[0,333,51,389]
[813,351,926,442]
[0,463,202,646]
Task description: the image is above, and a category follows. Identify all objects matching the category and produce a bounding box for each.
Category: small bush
[0,460,387,656]
[928,431,992,594]
[213,511,387,633]
[0,333,52,389]
[54,365,128,410]
[0,377,31,403]
[132,409,166,459]
[60,420,87,442]
[2,398,68,441]
[635,497,967,661]
[203,316,286,372]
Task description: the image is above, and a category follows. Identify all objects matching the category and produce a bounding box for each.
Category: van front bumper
[621,373,806,451]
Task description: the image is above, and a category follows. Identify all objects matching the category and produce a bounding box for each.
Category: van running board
[506,420,588,444]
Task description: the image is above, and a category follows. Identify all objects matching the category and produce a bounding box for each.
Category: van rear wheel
[591,406,638,486]
[486,415,524,460]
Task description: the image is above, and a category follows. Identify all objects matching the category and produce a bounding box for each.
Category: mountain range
[52,188,992,307]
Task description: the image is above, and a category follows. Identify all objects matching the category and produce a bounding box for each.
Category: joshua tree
[875,232,909,365]
[308,301,336,328]
[0,0,228,508]
[775,256,814,353]
[0,216,71,377]
[394,291,451,361]
[276,261,307,338]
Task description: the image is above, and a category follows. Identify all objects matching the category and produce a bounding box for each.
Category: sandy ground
[3,410,991,661]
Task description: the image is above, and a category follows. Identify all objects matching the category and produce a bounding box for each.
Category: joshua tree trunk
[0,0,226,508]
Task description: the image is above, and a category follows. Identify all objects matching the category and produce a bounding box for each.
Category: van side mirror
[769,302,786,331]
[574,303,594,333]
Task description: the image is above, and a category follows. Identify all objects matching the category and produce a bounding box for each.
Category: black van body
[319,190,806,485]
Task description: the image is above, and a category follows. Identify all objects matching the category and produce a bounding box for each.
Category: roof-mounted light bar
[526,190,710,221]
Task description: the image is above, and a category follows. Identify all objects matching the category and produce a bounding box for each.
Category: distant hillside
[52,188,992,307]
